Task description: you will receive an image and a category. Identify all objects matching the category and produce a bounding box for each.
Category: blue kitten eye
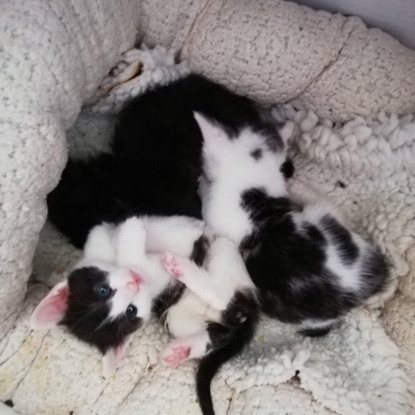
[94,284,111,298]
[126,304,137,319]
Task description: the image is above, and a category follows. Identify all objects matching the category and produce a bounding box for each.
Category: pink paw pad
[162,345,191,368]
[162,253,183,278]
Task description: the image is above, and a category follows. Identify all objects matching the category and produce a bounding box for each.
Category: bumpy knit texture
[1,1,415,414]
[1,47,414,415]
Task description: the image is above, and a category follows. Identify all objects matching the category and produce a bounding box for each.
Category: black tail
[196,291,259,415]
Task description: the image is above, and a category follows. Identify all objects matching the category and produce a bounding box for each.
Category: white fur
[163,236,254,311]
[84,223,116,262]
[141,215,205,255]
[165,290,221,339]
[196,112,289,243]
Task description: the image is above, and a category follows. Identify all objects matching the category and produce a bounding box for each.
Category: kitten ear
[116,217,147,266]
[194,112,227,144]
[102,338,130,378]
[84,223,116,262]
[30,280,69,329]
[277,121,295,148]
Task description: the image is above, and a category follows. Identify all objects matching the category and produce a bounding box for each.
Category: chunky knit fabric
[1,1,415,414]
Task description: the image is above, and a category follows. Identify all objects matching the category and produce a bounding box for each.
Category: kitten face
[31,217,171,377]
[62,265,144,354]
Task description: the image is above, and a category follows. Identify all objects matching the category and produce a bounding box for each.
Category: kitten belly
[166,290,221,339]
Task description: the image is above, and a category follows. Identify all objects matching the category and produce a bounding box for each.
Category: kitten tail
[196,291,259,415]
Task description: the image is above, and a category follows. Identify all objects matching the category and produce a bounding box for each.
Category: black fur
[151,281,186,325]
[191,235,211,267]
[300,327,333,337]
[47,155,202,248]
[61,267,143,353]
[240,188,389,327]
[250,148,263,160]
[196,290,259,415]
[47,74,266,248]
[320,215,359,265]
[280,158,294,179]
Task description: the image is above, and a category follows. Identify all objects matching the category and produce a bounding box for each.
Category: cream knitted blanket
[1,47,414,415]
[1,1,415,414]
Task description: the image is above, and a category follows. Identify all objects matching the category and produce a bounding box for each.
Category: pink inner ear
[194,112,223,145]
[102,341,129,378]
[30,283,69,330]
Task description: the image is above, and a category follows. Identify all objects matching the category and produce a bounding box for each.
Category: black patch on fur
[320,215,359,265]
[336,180,346,188]
[300,327,332,337]
[250,148,263,160]
[61,267,143,354]
[280,158,294,179]
[240,191,363,325]
[151,281,186,325]
[304,224,326,245]
[48,74,266,248]
[241,188,293,223]
[197,290,259,415]
[4,400,14,408]
[191,235,210,267]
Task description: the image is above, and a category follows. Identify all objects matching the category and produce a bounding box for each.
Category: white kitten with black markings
[196,112,390,336]
[196,112,293,243]
[32,215,259,415]
[161,237,259,415]
[31,216,205,377]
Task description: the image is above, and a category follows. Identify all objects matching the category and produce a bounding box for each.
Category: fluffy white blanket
[1,0,415,414]
[1,48,413,415]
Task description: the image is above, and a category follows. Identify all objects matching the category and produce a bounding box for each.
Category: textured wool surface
[1,48,414,415]
[1,1,415,414]
[2,0,415,337]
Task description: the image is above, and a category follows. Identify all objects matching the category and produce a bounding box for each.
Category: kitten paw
[161,344,191,368]
[162,253,183,278]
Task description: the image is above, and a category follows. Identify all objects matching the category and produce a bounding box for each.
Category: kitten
[47,74,268,249]
[161,238,259,415]
[31,215,205,376]
[32,216,259,415]
[196,112,390,336]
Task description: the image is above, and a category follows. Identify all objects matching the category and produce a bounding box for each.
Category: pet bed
[1,1,414,414]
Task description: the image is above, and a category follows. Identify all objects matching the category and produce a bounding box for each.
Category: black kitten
[47,74,269,248]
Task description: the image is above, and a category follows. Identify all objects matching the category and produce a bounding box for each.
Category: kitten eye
[94,284,112,299]
[126,304,138,319]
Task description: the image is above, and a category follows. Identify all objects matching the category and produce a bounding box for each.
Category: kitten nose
[129,271,142,287]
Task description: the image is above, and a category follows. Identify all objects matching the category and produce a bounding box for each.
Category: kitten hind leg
[162,253,228,310]
[161,331,211,368]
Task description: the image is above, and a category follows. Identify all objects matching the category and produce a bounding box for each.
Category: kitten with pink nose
[31,216,205,377]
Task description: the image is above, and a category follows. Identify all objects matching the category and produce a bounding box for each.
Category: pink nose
[129,271,142,287]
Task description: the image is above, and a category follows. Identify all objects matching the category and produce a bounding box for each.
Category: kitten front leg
[162,253,228,310]
[161,331,211,368]
[117,217,147,266]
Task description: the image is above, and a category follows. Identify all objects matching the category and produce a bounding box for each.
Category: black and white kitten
[47,74,274,249]
[31,215,259,415]
[196,112,390,336]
